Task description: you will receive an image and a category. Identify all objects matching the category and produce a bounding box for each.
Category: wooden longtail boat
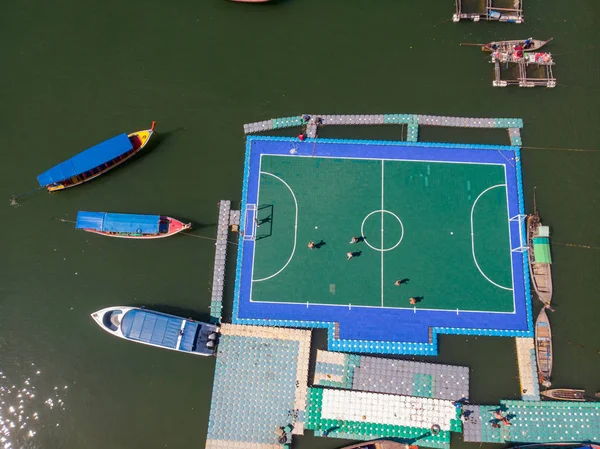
[527,206,553,307]
[535,308,553,387]
[91,306,219,356]
[508,444,600,449]
[75,211,191,239]
[541,388,586,401]
[37,122,156,192]
[482,37,553,52]
[337,442,418,449]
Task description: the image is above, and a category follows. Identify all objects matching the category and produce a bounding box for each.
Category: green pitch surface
[251,155,514,312]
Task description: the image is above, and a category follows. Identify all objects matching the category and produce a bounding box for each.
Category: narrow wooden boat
[337,442,418,449]
[527,210,553,307]
[541,388,586,401]
[75,211,191,239]
[483,37,553,52]
[535,308,553,387]
[91,306,220,356]
[37,122,156,192]
[509,444,600,449]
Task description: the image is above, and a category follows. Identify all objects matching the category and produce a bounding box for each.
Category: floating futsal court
[231,126,533,354]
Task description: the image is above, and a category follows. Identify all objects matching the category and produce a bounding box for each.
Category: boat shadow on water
[140,304,211,324]
[79,126,185,188]
[150,126,184,149]
[115,126,183,167]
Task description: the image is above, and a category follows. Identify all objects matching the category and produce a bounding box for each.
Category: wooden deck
[493,57,556,88]
[454,0,523,22]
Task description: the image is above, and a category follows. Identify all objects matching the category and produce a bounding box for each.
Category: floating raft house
[492,52,557,88]
[453,0,523,23]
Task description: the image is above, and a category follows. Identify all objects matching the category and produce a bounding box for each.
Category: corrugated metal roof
[121,309,183,349]
[179,321,199,352]
[538,226,550,237]
[533,237,552,263]
[76,211,160,234]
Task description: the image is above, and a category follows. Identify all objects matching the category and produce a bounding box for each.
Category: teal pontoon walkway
[462,400,600,443]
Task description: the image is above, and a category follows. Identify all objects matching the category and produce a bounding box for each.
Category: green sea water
[1,0,599,448]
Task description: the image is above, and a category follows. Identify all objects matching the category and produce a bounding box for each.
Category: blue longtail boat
[75,211,191,239]
[37,122,155,192]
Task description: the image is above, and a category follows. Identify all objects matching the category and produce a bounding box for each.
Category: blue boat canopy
[37,133,132,186]
[121,309,185,350]
[76,211,160,234]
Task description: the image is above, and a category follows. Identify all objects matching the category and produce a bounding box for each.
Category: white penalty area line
[252,171,298,282]
[470,184,513,291]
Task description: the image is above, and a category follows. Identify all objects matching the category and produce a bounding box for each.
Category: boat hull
[47,123,155,192]
[535,308,553,386]
[82,216,191,239]
[527,213,553,306]
[541,388,586,401]
[508,444,600,449]
[337,442,418,449]
[483,38,552,52]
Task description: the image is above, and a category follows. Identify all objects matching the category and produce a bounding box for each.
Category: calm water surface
[1,0,599,448]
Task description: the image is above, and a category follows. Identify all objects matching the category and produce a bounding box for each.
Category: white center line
[381,160,385,307]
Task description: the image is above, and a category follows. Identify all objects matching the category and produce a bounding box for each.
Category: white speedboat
[91,306,219,356]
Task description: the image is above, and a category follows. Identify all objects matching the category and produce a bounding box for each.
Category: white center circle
[360,210,405,252]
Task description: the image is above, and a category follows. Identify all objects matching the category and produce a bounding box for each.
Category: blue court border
[232,136,533,355]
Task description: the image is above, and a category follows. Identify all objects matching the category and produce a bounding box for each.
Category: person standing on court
[308,241,315,249]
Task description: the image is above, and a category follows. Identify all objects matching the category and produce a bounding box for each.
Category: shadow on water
[115,126,184,169]
[151,126,184,149]
[140,304,211,323]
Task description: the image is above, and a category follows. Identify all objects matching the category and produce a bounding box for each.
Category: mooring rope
[52,219,238,245]
[553,242,600,251]
[182,232,238,245]
[521,146,598,153]
[9,186,46,206]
